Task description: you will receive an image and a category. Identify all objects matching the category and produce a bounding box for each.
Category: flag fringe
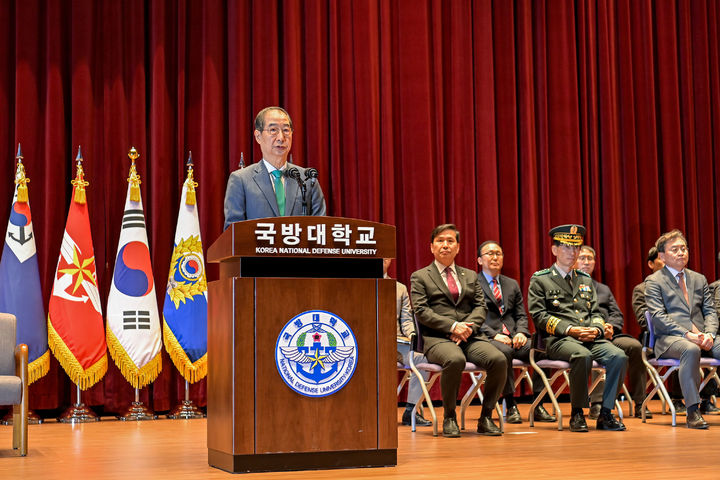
[47,318,107,390]
[162,320,207,384]
[106,327,162,389]
[27,349,50,385]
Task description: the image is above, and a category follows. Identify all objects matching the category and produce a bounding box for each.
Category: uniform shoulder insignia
[576,270,591,278]
[533,268,551,276]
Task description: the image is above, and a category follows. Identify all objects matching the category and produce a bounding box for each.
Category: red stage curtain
[0,0,718,413]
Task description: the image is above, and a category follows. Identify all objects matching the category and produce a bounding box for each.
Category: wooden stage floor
[1,401,719,479]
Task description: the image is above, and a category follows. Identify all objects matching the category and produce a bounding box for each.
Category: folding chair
[407,315,504,436]
[397,362,411,396]
[469,358,533,416]
[528,333,624,431]
[640,311,720,426]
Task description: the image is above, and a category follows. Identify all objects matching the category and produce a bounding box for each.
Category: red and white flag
[47,149,107,389]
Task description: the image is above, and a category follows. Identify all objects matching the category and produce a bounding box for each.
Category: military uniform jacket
[527,264,606,347]
[410,263,488,351]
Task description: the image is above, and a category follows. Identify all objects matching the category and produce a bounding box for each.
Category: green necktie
[271,170,285,216]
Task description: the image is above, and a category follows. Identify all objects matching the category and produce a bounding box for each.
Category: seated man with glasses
[477,240,556,424]
[223,106,326,228]
[645,229,720,429]
[528,224,628,432]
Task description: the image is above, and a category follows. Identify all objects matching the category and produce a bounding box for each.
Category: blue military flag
[0,146,49,383]
[162,154,207,383]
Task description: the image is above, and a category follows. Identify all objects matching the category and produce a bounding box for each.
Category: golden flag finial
[127,147,141,202]
[71,146,89,204]
[14,143,30,203]
[185,151,198,205]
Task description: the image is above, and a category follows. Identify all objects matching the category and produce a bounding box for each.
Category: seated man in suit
[476,240,556,424]
[223,106,326,228]
[411,224,507,437]
[528,224,628,432]
[645,229,720,429]
[632,246,687,415]
[574,246,649,419]
[383,258,432,427]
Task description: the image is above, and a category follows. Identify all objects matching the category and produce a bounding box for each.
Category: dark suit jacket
[645,266,718,358]
[593,279,624,332]
[478,273,530,338]
[410,262,488,352]
[631,279,649,329]
[223,161,326,229]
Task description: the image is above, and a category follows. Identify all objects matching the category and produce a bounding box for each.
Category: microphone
[304,168,318,180]
[285,166,302,183]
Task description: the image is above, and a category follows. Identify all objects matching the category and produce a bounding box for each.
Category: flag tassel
[162,321,207,384]
[48,318,108,390]
[106,327,162,389]
[27,350,50,385]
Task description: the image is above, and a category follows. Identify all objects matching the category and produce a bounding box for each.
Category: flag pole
[167,380,204,419]
[117,387,158,421]
[58,384,100,423]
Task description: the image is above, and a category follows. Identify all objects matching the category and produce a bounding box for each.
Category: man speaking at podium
[223,107,326,229]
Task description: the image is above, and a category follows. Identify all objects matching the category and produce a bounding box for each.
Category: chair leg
[13,401,28,456]
[409,362,440,435]
[621,384,633,416]
[460,372,485,430]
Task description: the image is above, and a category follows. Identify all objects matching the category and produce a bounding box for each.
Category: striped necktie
[491,278,504,314]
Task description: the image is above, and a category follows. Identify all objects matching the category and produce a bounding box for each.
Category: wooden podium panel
[207,217,397,473]
[255,278,380,453]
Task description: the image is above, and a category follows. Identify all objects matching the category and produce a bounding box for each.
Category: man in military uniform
[528,224,628,432]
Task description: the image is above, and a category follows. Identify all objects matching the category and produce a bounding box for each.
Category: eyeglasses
[668,245,689,254]
[481,251,504,258]
[263,126,293,137]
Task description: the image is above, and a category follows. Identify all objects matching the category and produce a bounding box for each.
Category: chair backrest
[644,311,655,349]
[0,313,17,376]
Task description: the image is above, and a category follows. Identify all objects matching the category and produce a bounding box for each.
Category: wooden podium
[206,216,397,473]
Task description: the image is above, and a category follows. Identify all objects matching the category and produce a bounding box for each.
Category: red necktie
[677,272,689,304]
[445,267,459,302]
[492,278,504,314]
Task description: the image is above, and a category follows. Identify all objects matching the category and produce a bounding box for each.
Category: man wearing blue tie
[223,107,326,229]
[477,240,556,424]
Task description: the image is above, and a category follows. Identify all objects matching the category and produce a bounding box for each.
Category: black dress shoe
[401,409,432,426]
[534,404,557,422]
[672,398,687,416]
[596,410,626,431]
[477,416,502,436]
[505,404,522,424]
[442,416,461,437]
[588,403,602,420]
[686,410,709,429]
[634,404,652,419]
[569,411,589,432]
[700,399,720,415]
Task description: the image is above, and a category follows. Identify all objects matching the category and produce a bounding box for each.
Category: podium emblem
[275,310,358,397]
